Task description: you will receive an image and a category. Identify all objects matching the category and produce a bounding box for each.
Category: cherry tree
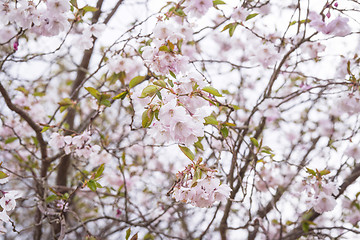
[0,0,360,239]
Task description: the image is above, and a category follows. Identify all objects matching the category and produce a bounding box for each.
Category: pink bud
[326,11,331,19]
[13,41,19,51]
[116,209,122,217]
[334,2,338,7]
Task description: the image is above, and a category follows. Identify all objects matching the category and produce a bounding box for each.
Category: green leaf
[87,180,97,192]
[156,90,162,100]
[302,221,309,233]
[204,115,218,125]
[129,76,146,89]
[113,91,128,100]
[32,136,39,146]
[85,87,100,100]
[41,126,50,133]
[0,171,9,179]
[159,45,169,52]
[194,139,204,151]
[169,70,176,79]
[221,23,238,37]
[15,86,29,96]
[178,145,195,161]
[142,109,154,128]
[220,126,229,138]
[245,13,259,21]
[222,23,233,32]
[70,0,78,8]
[62,193,69,200]
[231,104,240,110]
[126,228,131,240]
[202,86,223,97]
[85,236,96,240]
[95,164,105,179]
[5,137,17,144]
[99,99,111,107]
[153,80,167,88]
[174,8,186,17]
[33,92,45,97]
[319,169,330,176]
[224,122,236,127]
[46,195,58,203]
[143,232,155,240]
[229,23,238,37]
[261,149,272,155]
[306,168,316,176]
[60,106,69,113]
[250,137,259,148]
[300,19,310,24]
[139,85,158,98]
[82,5,98,12]
[302,210,314,221]
[58,98,73,106]
[213,0,226,5]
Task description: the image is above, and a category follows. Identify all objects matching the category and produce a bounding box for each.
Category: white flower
[46,0,69,13]
[153,22,173,40]
[0,211,9,223]
[88,23,106,38]
[345,145,360,160]
[184,0,213,18]
[172,175,231,208]
[0,190,21,212]
[72,131,90,147]
[49,132,65,149]
[322,182,339,196]
[313,192,337,213]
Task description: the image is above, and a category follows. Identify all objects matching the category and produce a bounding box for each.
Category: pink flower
[0,211,10,223]
[183,0,213,18]
[344,145,360,159]
[172,175,231,208]
[313,192,337,213]
[231,6,249,22]
[325,16,351,37]
[0,190,21,212]
[153,21,173,40]
[309,11,351,37]
[49,132,66,149]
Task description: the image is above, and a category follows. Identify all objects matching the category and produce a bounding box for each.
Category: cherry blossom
[172,174,231,208]
[183,0,213,18]
[312,192,337,213]
[309,11,351,37]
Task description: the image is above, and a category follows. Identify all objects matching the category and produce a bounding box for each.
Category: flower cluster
[49,131,100,158]
[300,169,339,214]
[147,74,210,145]
[0,174,21,233]
[142,20,192,75]
[170,161,231,208]
[333,92,360,116]
[183,0,213,18]
[107,55,143,84]
[308,11,351,37]
[72,23,106,51]
[0,0,70,41]
[136,6,232,207]
[342,197,360,226]
[255,164,293,192]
